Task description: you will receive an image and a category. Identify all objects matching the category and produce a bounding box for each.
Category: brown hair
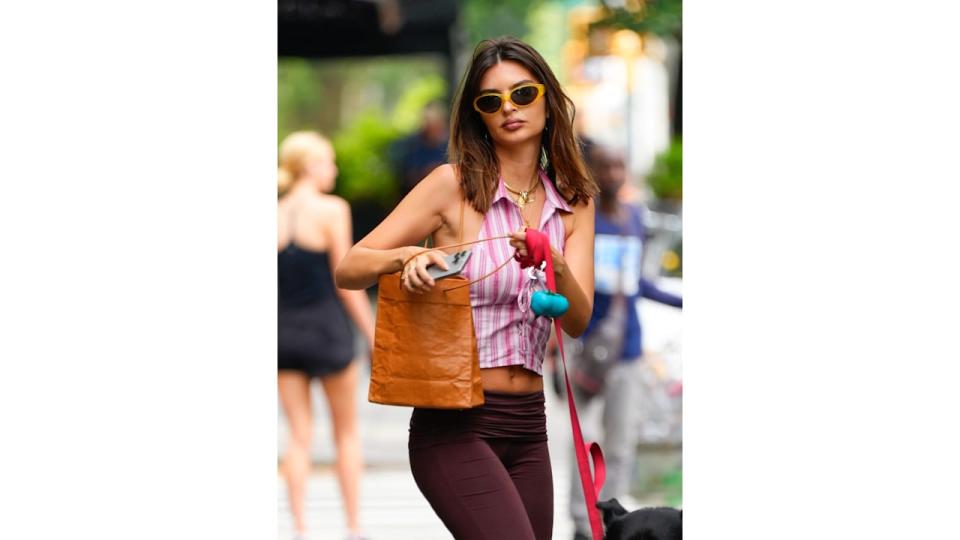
[449,37,597,213]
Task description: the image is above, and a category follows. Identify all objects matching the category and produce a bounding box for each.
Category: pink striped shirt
[462,169,572,375]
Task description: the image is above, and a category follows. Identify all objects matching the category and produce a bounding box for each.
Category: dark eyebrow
[478,79,537,94]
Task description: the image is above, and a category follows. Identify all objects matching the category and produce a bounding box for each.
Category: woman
[277,131,375,540]
[336,38,597,540]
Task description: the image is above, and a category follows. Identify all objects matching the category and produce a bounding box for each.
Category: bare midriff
[480,365,544,394]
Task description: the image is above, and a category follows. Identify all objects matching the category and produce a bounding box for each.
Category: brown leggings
[408,391,553,540]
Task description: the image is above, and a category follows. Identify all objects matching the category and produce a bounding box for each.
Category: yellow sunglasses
[472,83,546,114]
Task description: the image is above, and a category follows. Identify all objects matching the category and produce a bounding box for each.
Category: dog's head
[597,498,682,540]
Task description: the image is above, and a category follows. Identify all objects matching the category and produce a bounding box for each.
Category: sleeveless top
[462,169,571,375]
[278,246,338,308]
[277,205,340,309]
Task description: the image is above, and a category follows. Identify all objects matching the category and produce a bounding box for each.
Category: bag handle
[400,199,516,292]
[399,234,514,292]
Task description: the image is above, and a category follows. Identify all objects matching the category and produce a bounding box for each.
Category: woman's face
[476,60,547,147]
[302,141,337,193]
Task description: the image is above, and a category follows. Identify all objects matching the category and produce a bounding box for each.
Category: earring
[540,145,549,170]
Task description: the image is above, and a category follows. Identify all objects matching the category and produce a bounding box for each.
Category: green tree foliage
[389,75,448,133]
[278,58,325,145]
[647,137,682,200]
[592,0,683,40]
[459,1,570,86]
[278,57,447,205]
[332,111,402,203]
[333,75,446,204]
[663,467,682,507]
[524,2,569,82]
[462,0,546,44]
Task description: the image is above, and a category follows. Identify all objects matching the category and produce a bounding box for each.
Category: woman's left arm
[510,198,596,337]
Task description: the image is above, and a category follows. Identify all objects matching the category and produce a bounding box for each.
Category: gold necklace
[503,172,541,210]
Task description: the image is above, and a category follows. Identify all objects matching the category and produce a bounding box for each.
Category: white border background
[2,1,960,538]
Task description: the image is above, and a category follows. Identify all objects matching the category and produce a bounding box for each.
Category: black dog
[597,498,682,540]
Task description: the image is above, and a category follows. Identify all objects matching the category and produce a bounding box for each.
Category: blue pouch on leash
[531,290,569,318]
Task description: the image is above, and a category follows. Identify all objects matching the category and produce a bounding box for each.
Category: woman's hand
[508,228,528,257]
[400,247,450,294]
[508,228,569,279]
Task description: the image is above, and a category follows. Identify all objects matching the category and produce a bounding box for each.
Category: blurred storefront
[563,5,680,200]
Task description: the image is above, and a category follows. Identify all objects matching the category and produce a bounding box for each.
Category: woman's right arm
[334,164,459,290]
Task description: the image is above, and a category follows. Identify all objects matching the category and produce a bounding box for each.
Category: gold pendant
[516,191,533,208]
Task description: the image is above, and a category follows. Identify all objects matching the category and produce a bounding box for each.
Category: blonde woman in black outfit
[277,131,375,540]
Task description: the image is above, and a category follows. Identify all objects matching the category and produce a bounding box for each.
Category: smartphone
[426,250,473,280]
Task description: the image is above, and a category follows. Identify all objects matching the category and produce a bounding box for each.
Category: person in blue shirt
[390,101,449,202]
[568,144,682,540]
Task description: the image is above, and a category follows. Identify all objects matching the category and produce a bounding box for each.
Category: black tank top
[278,206,338,308]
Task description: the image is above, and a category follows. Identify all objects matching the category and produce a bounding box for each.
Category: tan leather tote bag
[369,272,483,408]
[368,202,511,409]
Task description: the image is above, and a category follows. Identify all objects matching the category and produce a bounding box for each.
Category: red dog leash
[517,228,607,540]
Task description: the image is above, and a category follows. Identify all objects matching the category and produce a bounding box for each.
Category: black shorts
[278,299,354,378]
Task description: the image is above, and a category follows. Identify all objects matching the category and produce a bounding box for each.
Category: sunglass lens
[476,95,502,113]
[511,86,539,106]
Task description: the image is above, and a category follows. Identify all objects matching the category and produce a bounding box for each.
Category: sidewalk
[276,453,578,540]
[277,284,682,539]
[277,368,579,539]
